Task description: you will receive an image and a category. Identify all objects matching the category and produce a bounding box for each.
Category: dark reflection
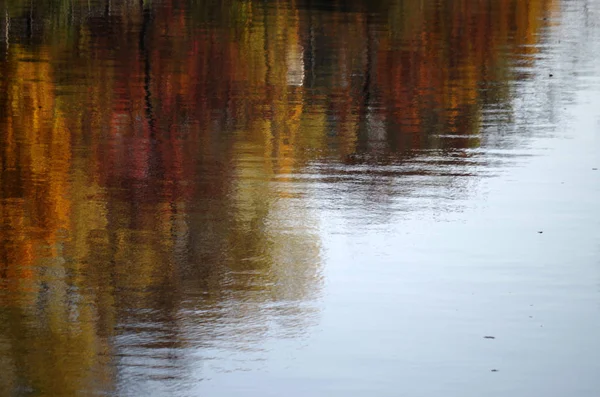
[0,0,558,395]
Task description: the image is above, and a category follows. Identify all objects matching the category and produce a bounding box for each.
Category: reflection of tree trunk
[263,4,272,96]
[3,6,8,53]
[362,15,372,115]
[138,1,164,185]
[304,1,316,89]
[27,0,33,39]
[357,13,374,151]
[139,0,155,138]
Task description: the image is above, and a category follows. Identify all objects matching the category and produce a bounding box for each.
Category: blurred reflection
[0,0,557,395]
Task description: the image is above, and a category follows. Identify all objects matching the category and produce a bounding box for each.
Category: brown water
[0,0,599,396]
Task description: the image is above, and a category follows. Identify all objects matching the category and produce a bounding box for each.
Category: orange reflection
[0,0,557,394]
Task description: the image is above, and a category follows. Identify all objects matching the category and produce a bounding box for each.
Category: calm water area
[0,0,599,396]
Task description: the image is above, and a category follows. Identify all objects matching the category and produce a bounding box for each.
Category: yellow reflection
[0,0,558,394]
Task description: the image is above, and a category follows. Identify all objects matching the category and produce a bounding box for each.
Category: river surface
[0,1,599,396]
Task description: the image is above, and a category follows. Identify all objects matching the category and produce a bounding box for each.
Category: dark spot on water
[538,231,543,234]
[593,168,597,170]
[484,336,495,339]
[491,369,499,372]
[549,73,553,77]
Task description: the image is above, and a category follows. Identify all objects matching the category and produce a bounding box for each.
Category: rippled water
[0,0,599,396]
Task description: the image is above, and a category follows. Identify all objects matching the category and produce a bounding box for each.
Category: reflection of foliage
[0,0,556,395]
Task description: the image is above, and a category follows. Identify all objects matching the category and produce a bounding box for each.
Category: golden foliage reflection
[0,0,556,394]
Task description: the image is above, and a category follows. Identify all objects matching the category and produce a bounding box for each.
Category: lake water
[0,0,599,396]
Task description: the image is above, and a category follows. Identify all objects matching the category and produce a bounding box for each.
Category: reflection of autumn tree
[374,0,556,151]
[0,45,115,396]
[0,1,322,393]
[0,0,559,394]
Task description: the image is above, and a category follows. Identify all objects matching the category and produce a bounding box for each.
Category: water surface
[0,0,599,396]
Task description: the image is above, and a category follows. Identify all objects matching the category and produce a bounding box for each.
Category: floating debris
[483,336,496,339]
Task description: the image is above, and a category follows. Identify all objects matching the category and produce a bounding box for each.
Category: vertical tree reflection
[0,0,556,394]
